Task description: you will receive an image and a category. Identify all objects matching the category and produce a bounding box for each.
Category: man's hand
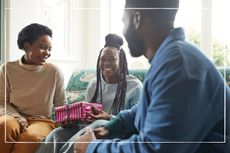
[74,127,96,153]
[93,126,109,139]
[87,106,112,121]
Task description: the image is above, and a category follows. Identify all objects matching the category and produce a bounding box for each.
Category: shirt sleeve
[0,64,23,119]
[102,104,136,137]
[127,80,142,108]
[122,76,143,110]
[85,79,96,102]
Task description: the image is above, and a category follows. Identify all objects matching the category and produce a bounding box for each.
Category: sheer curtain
[4,0,230,85]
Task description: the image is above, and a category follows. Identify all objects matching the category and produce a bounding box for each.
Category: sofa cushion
[66,69,96,104]
[65,69,148,104]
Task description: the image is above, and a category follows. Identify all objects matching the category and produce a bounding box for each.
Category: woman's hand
[93,126,109,139]
[87,106,112,120]
[17,117,28,132]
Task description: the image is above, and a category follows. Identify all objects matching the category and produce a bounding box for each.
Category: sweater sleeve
[53,65,66,107]
[0,64,23,119]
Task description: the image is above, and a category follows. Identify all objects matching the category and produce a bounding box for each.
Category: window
[4,0,230,85]
[104,0,150,69]
[0,0,2,63]
[108,0,230,68]
[175,0,230,67]
[212,0,230,67]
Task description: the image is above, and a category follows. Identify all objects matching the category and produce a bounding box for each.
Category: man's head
[123,0,179,58]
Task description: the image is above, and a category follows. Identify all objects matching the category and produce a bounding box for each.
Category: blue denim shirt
[87,28,230,153]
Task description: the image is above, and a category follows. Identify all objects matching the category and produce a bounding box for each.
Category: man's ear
[133,11,141,30]
[23,42,30,52]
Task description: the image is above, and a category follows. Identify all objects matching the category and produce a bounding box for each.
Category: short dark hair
[91,34,129,115]
[126,0,179,8]
[17,23,52,50]
[125,0,179,23]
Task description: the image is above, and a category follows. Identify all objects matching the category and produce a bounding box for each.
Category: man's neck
[144,26,173,61]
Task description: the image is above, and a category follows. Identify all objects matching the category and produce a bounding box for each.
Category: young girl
[35,34,143,153]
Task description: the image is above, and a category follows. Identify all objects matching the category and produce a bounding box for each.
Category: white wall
[8,0,41,60]
[6,0,224,86]
[6,0,105,86]
[0,0,5,64]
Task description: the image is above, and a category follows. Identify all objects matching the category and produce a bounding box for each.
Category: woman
[0,23,66,153]
[35,34,143,153]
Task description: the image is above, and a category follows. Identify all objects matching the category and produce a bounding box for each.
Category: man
[74,0,230,153]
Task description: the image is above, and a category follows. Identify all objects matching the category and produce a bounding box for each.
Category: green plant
[186,27,230,67]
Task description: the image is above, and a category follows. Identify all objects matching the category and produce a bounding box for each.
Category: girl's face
[99,47,120,83]
[23,35,52,65]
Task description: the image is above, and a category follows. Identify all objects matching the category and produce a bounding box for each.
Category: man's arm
[105,104,138,137]
[85,55,221,153]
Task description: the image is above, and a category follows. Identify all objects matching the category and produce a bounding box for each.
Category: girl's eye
[110,59,117,62]
[100,58,117,64]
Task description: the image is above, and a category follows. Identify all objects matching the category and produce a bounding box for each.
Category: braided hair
[90,34,128,115]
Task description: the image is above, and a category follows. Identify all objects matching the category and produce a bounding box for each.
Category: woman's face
[99,47,120,83]
[23,35,52,65]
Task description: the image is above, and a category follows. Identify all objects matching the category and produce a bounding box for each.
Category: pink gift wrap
[55,102,102,123]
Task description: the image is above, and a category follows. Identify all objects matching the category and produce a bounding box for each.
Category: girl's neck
[103,74,121,84]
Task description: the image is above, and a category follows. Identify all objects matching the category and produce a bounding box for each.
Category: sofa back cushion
[66,69,148,104]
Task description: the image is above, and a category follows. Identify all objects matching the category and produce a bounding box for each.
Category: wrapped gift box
[55,102,102,123]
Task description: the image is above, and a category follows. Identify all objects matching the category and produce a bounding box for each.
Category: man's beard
[124,20,146,57]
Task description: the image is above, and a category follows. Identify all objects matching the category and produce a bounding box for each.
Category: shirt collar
[149,27,185,64]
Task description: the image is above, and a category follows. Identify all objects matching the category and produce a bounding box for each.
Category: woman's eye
[40,46,46,50]
[40,46,52,52]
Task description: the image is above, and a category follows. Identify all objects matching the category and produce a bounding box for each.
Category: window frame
[0,0,2,63]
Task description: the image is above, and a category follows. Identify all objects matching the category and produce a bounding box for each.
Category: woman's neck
[22,55,34,65]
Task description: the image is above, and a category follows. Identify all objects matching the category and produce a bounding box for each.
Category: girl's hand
[87,106,112,120]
